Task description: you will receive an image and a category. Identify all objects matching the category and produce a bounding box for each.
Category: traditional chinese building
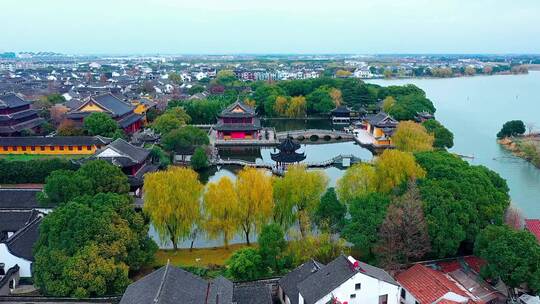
[0,93,44,136]
[363,112,398,147]
[331,106,352,124]
[0,136,111,155]
[65,93,144,133]
[271,137,306,166]
[415,111,434,123]
[214,100,262,140]
[92,138,157,188]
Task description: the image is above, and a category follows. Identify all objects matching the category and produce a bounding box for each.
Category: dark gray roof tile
[5,215,43,261]
[0,189,41,210]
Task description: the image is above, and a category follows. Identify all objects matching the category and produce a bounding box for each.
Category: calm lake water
[152,72,540,249]
[368,72,540,218]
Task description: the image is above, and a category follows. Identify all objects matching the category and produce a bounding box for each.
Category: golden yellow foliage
[243,98,256,108]
[203,176,240,249]
[374,150,426,193]
[336,163,377,203]
[143,167,203,250]
[286,96,306,118]
[329,88,343,107]
[236,167,274,245]
[273,165,328,237]
[392,121,434,152]
[336,69,352,78]
[273,96,289,117]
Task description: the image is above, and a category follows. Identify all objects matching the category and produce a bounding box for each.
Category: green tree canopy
[190,147,208,170]
[258,224,289,274]
[77,160,130,194]
[38,170,92,206]
[306,86,335,114]
[377,85,435,121]
[475,225,540,292]
[39,160,129,206]
[226,248,265,281]
[497,120,526,138]
[314,188,346,233]
[422,119,454,149]
[83,112,119,137]
[151,107,191,134]
[415,151,510,257]
[342,193,390,262]
[161,126,209,153]
[33,193,157,297]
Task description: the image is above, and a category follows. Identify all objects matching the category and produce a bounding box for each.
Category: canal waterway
[368,72,540,218]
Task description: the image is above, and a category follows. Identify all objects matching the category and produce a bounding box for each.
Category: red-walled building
[65,93,143,134]
[92,138,157,188]
[214,100,261,140]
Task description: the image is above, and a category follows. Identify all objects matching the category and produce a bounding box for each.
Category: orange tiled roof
[525,219,540,243]
[396,264,482,304]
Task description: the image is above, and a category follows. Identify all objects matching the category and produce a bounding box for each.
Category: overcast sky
[2,0,539,54]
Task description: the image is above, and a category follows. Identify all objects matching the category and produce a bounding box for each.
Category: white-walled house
[0,214,42,277]
[280,255,400,304]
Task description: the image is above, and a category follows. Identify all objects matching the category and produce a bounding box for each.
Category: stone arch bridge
[276,129,354,142]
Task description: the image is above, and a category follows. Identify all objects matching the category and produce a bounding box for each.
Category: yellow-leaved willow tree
[143,167,203,251]
[336,163,377,204]
[374,149,426,193]
[273,165,328,238]
[202,176,240,249]
[236,167,274,245]
[392,120,434,153]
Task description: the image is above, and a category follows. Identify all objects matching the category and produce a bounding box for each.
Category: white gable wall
[97,148,122,158]
[300,272,400,304]
[401,287,419,304]
[0,244,32,277]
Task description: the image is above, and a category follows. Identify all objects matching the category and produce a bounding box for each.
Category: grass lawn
[154,243,252,267]
[0,154,87,161]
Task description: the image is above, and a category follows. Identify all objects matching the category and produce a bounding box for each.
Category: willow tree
[286,96,307,118]
[374,150,426,193]
[143,167,203,250]
[203,176,240,249]
[392,121,434,152]
[236,167,274,245]
[273,165,328,237]
[336,163,376,204]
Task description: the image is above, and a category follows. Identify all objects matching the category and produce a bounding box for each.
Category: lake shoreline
[498,135,540,168]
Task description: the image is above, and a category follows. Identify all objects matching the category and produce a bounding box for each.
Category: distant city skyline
[2,0,540,55]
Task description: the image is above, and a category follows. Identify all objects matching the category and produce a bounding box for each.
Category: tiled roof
[462,256,486,274]
[91,93,133,117]
[396,264,480,304]
[0,93,30,109]
[95,138,150,166]
[4,214,43,261]
[233,284,272,304]
[279,260,324,304]
[297,255,398,304]
[0,189,41,210]
[0,136,111,147]
[219,100,256,118]
[0,209,40,241]
[525,219,540,243]
[120,263,234,304]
